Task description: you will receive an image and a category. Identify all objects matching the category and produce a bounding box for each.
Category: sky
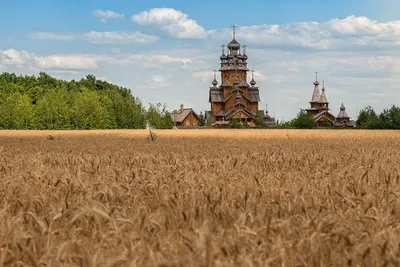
[1,0,400,120]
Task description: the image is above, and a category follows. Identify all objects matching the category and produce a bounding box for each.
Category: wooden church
[205,25,275,128]
[306,74,355,128]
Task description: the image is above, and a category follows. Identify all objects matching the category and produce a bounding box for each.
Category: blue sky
[1,0,399,120]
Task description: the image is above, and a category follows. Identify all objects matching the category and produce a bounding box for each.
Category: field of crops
[1,129,400,267]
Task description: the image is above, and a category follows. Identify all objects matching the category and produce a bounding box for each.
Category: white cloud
[207,16,400,51]
[36,54,100,70]
[192,71,214,83]
[29,31,159,44]
[108,53,197,69]
[6,15,400,120]
[0,49,198,73]
[82,31,159,44]
[93,9,124,23]
[97,76,113,83]
[30,32,75,41]
[132,8,206,39]
[150,75,168,86]
[0,49,103,71]
[0,49,34,67]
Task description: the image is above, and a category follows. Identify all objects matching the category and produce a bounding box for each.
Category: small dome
[314,80,319,86]
[227,38,240,51]
[220,54,227,60]
[212,79,218,86]
[250,79,256,86]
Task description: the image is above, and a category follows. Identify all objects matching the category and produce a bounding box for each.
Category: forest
[0,72,173,130]
[1,72,399,130]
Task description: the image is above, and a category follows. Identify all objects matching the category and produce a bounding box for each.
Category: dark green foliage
[145,103,173,129]
[0,92,34,129]
[356,105,400,129]
[320,121,332,128]
[0,72,166,130]
[277,120,293,129]
[229,118,250,128]
[198,111,205,126]
[254,112,267,128]
[290,109,316,129]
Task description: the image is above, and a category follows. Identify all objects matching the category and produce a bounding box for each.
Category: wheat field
[1,129,400,267]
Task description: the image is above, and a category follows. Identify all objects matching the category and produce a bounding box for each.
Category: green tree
[0,93,34,129]
[254,112,267,128]
[198,111,205,126]
[146,103,173,129]
[35,89,71,129]
[70,89,115,129]
[380,105,400,129]
[356,106,378,128]
[161,106,173,129]
[291,109,315,129]
[146,103,163,129]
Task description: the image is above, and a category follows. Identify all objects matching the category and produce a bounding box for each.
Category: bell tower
[207,24,261,127]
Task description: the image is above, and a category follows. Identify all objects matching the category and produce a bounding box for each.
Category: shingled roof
[336,103,350,119]
[170,108,199,123]
[209,89,224,102]
[248,88,260,102]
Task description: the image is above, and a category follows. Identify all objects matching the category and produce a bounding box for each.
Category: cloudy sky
[1,0,399,120]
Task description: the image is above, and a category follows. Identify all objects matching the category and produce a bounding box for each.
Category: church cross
[251,70,255,80]
[231,24,238,39]
[221,44,226,54]
[315,72,318,81]
[243,44,247,55]
[213,69,217,80]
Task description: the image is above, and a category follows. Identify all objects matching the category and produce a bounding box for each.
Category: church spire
[310,72,320,103]
[231,24,237,39]
[250,70,256,87]
[212,69,218,88]
[337,102,350,119]
[319,81,328,103]
[227,24,240,55]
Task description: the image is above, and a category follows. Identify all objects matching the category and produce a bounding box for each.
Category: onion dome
[212,70,218,87]
[228,38,240,51]
[250,70,256,87]
[220,44,227,60]
[242,45,248,60]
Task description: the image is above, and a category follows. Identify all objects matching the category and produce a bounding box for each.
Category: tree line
[0,72,172,130]
[276,105,400,129]
[356,105,400,129]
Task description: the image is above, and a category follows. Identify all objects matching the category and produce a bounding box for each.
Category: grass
[0,129,400,266]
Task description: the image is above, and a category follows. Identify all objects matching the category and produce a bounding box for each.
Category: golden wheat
[0,129,400,267]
